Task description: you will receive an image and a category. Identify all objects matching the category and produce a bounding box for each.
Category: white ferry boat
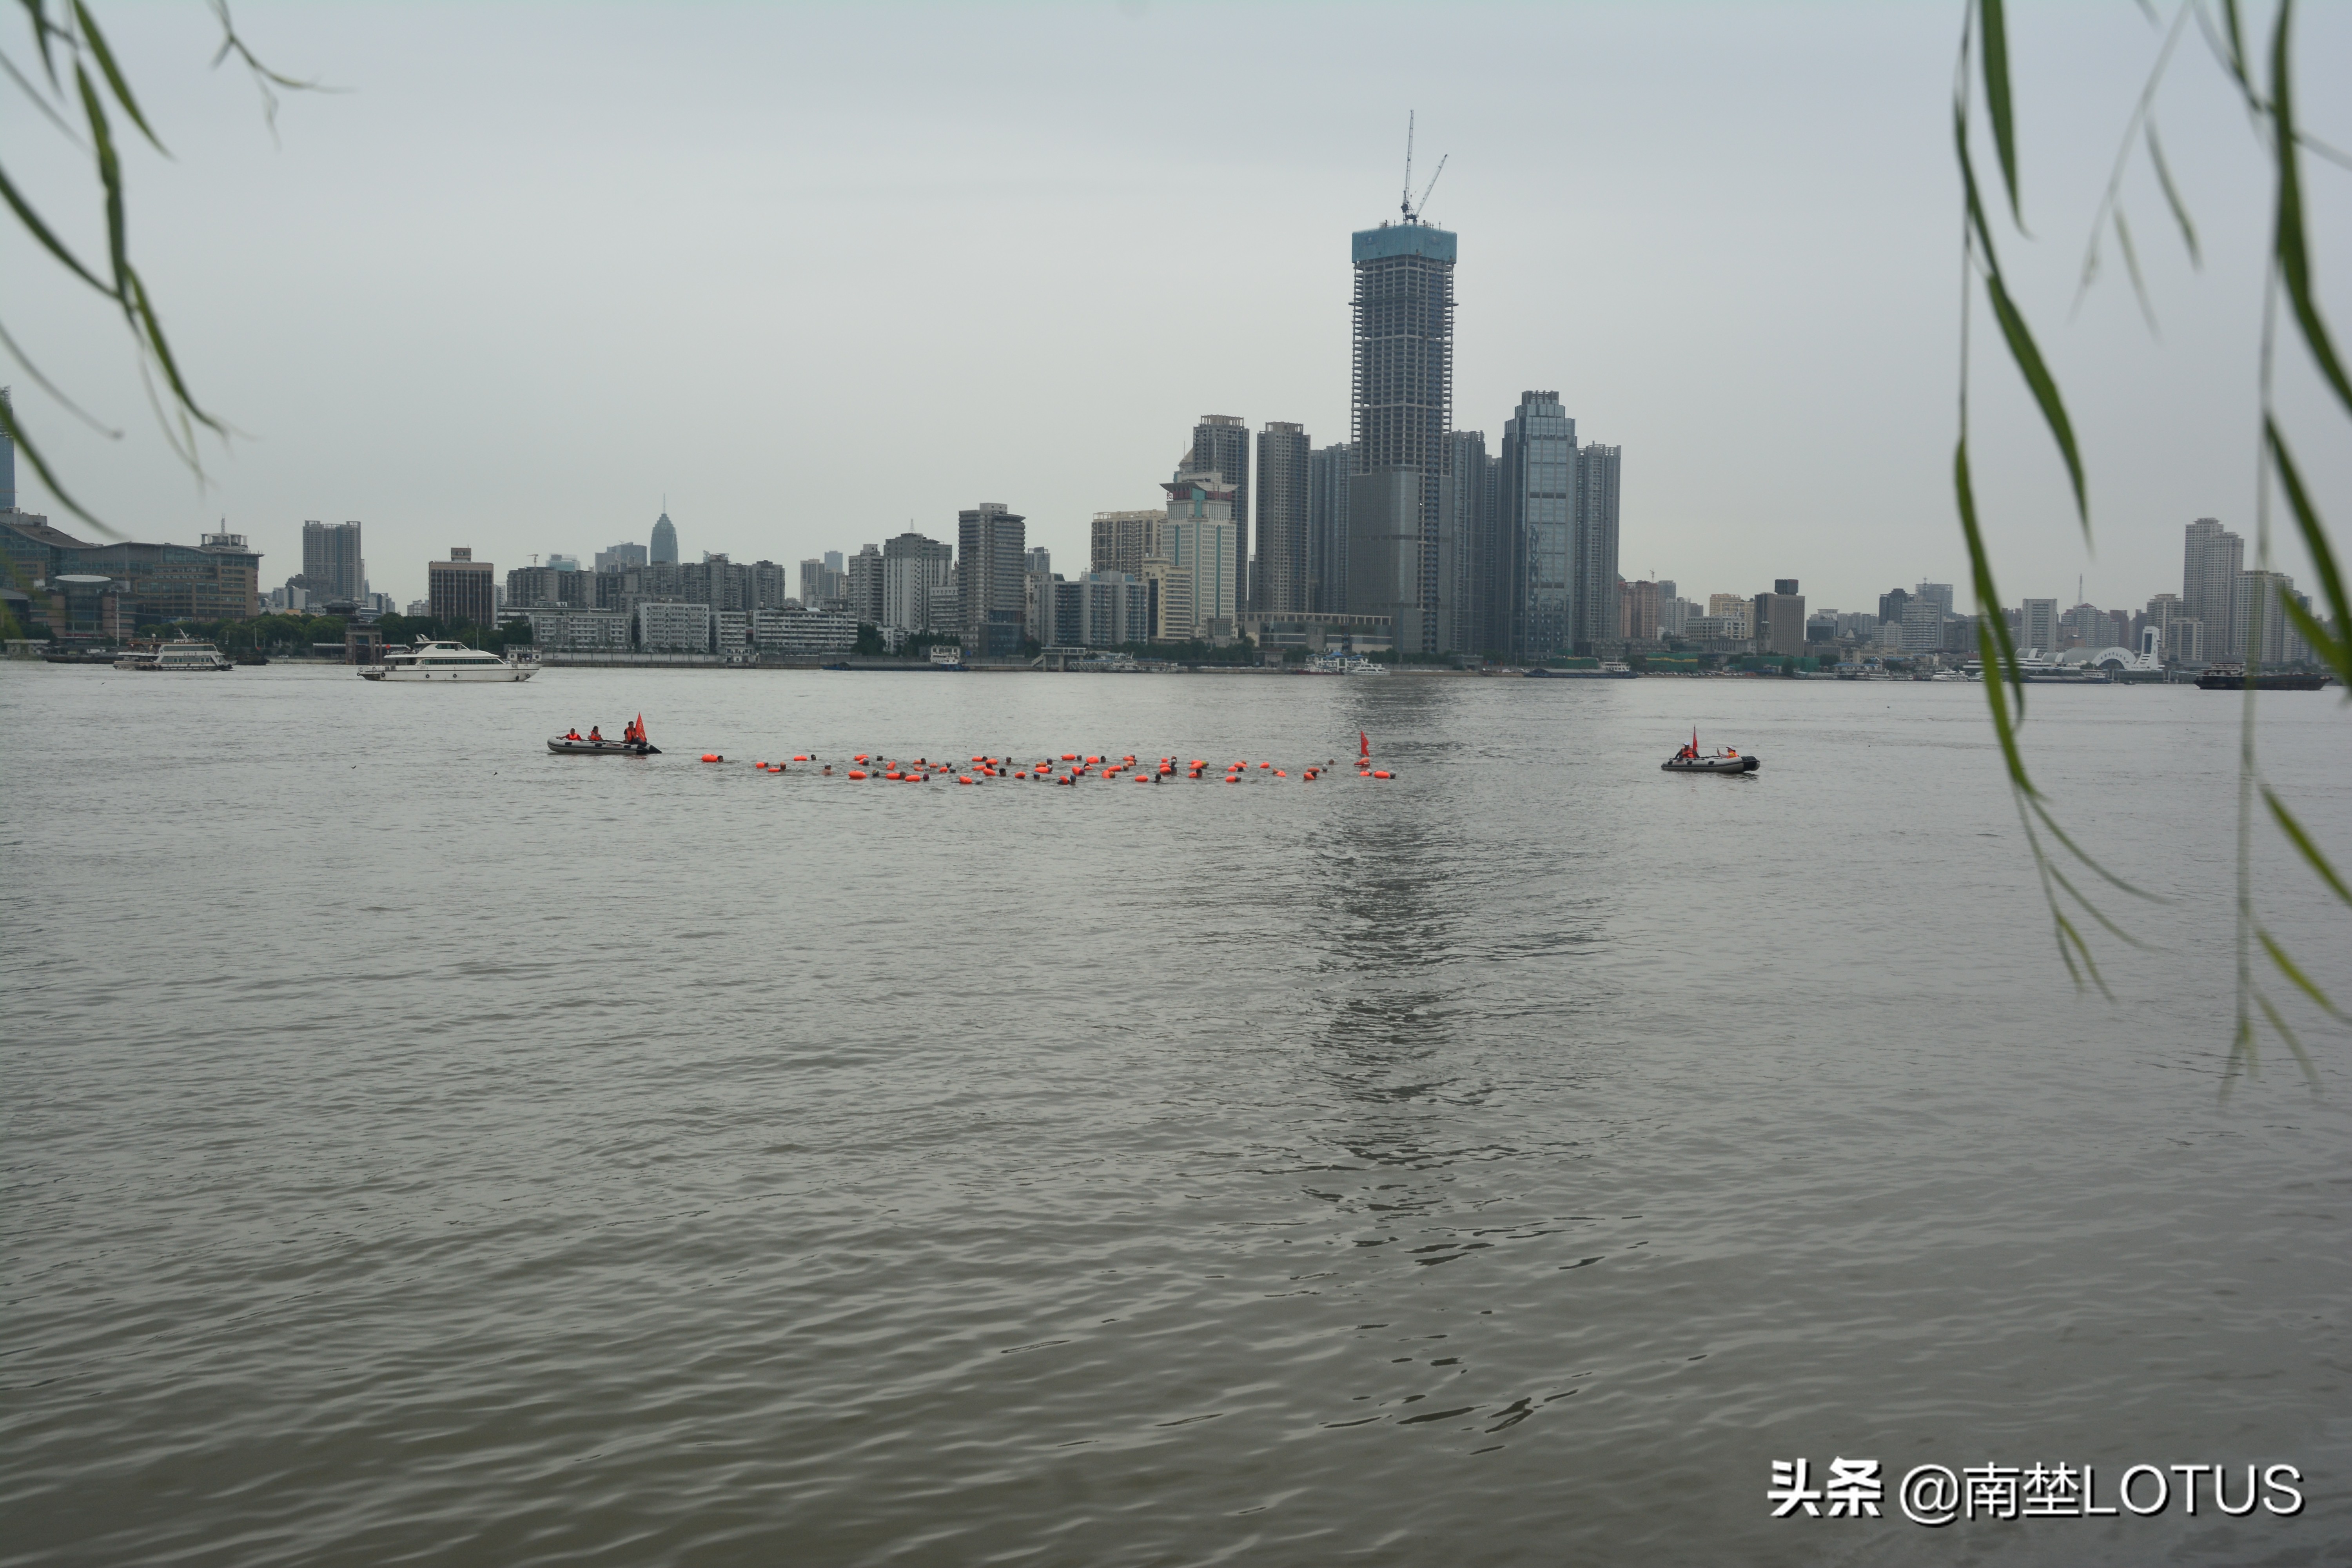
[359,638,537,682]
[119,639,230,671]
[1307,652,1388,675]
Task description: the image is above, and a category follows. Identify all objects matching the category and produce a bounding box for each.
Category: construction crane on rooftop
[1398,111,1448,224]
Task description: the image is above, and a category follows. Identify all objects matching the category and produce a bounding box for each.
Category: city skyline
[8,7,2341,614]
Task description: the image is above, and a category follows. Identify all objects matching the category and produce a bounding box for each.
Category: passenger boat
[1662,729,1759,773]
[122,639,230,671]
[359,638,537,682]
[1528,662,1635,678]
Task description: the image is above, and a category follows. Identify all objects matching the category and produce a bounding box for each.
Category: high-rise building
[881,531,956,634]
[1572,443,1621,651]
[1900,596,1944,651]
[1754,581,1806,656]
[957,503,1026,657]
[301,521,365,603]
[1025,546,1052,579]
[595,541,648,574]
[1307,443,1353,613]
[846,544,884,625]
[1255,422,1311,615]
[1188,416,1249,605]
[1091,510,1162,579]
[1625,579,1664,643]
[1878,588,1912,627]
[1497,394,1574,658]
[2020,597,2058,652]
[1913,581,1955,622]
[1160,475,1240,637]
[1445,430,1499,653]
[0,387,14,511]
[1435,428,1483,654]
[2183,518,2245,659]
[650,512,679,565]
[1348,219,1455,654]
[428,546,495,626]
[2234,570,2310,667]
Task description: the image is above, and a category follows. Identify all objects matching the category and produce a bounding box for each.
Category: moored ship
[359,638,537,682]
[118,639,230,671]
[2196,665,2327,691]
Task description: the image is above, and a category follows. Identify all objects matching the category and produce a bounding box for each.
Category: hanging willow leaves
[2145,123,2200,267]
[1978,0,2022,225]
[2269,0,2352,419]
[2264,420,2351,682]
[1957,85,2088,528]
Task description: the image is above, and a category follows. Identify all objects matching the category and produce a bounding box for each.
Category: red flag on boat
[1359,730,1369,759]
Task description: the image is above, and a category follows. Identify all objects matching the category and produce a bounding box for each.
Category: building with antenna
[1347,118,1456,655]
[650,512,679,565]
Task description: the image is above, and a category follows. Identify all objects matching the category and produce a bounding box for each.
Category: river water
[4,663,2348,1566]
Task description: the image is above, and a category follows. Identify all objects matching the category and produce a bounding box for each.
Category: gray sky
[6,1,2347,613]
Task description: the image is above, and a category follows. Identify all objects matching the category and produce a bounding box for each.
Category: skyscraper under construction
[1347,219,1455,654]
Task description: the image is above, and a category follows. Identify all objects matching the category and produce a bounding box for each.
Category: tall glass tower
[650,512,679,565]
[1499,392,1574,660]
[1348,221,1455,655]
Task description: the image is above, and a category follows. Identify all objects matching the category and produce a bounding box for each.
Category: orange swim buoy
[958,776,974,785]
[1373,770,1393,779]
[848,769,867,779]
[701,753,720,763]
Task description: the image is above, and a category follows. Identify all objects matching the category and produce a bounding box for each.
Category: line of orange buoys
[691,749,1398,784]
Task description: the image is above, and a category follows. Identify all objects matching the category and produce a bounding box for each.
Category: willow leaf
[1983,268,2088,527]
[2253,988,2321,1087]
[0,396,109,531]
[2264,785,2352,906]
[1960,447,2036,786]
[2258,925,2347,1021]
[0,156,106,290]
[2265,422,2349,652]
[2144,122,2200,268]
[2114,207,2158,335]
[1980,0,2022,225]
[70,0,163,153]
[20,0,61,89]
[2270,0,2352,419]
[2279,595,2350,688]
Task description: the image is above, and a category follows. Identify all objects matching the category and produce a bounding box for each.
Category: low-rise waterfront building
[530,609,633,652]
[635,601,712,653]
[751,608,857,657]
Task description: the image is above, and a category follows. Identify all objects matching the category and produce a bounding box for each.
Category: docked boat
[1662,729,1759,774]
[2196,665,2327,691]
[1529,662,1635,678]
[359,638,537,682]
[121,639,230,671]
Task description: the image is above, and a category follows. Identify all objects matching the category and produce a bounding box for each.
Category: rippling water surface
[4,664,2348,1566]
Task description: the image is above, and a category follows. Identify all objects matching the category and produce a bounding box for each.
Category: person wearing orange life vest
[566,728,581,741]
[589,726,604,742]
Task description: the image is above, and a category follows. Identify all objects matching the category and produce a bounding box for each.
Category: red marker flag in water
[1359,730,1369,759]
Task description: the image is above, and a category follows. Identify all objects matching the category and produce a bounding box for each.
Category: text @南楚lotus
[1767,1459,2305,1524]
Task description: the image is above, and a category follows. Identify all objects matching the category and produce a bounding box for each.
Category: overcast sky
[5,1,2347,612]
